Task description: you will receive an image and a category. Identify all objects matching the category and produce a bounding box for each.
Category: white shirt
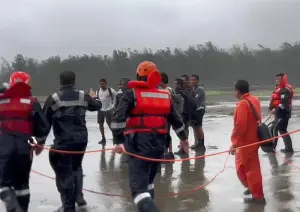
[96,88,117,111]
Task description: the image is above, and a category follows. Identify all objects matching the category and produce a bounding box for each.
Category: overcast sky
[0,0,299,60]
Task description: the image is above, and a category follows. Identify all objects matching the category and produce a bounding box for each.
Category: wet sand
[1,101,300,212]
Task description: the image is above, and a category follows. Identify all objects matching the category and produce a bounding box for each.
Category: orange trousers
[235,148,264,199]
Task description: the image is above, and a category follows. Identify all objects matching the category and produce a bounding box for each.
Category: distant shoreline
[35,90,300,104]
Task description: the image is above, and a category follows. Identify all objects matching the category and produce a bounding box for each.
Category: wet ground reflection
[1,103,300,211]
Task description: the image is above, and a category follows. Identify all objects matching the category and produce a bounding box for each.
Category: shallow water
[1,104,300,212]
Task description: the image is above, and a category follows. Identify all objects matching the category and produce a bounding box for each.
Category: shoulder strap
[243,98,260,122]
[108,87,114,100]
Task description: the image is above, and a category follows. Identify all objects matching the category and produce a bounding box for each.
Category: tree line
[0,41,299,96]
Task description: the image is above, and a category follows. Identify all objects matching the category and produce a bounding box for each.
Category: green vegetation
[1,41,300,96]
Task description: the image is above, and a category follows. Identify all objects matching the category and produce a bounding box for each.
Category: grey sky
[0,0,299,60]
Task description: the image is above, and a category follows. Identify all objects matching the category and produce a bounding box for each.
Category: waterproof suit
[231,93,264,200]
[110,71,187,212]
[269,74,293,152]
[43,85,102,212]
[0,82,49,212]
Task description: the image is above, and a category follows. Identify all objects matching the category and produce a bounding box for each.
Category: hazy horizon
[1,0,300,61]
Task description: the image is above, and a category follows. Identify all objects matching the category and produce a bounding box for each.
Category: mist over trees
[0,41,299,96]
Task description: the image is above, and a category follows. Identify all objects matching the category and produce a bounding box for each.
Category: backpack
[244,98,274,153]
[96,87,114,101]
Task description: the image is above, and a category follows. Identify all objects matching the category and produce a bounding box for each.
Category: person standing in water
[111,61,187,212]
[269,73,294,153]
[94,78,117,147]
[43,71,102,211]
[190,74,206,153]
[231,80,265,204]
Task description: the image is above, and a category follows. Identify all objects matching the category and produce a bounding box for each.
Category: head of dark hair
[276,73,284,77]
[120,78,130,84]
[191,74,199,81]
[235,80,249,94]
[99,78,107,84]
[175,78,184,87]
[161,72,168,84]
[120,77,130,82]
[181,74,189,81]
[60,70,76,85]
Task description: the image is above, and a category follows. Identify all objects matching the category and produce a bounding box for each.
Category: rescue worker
[111,61,188,212]
[42,70,102,212]
[0,71,49,212]
[231,80,265,204]
[269,73,294,153]
[190,74,206,152]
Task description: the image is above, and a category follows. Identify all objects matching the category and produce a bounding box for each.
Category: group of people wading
[0,61,294,212]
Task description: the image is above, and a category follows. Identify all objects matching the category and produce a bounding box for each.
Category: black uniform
[0,94,49,212]
[111,89,186,212]
[43,85,102,212]
[269,87,293,153]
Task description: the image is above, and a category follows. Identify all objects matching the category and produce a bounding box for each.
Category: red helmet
[9,71,30,86]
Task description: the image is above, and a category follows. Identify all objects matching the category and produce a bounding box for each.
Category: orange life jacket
[270,84,293,108]
[0,82,34,136]
[124,87,171,135]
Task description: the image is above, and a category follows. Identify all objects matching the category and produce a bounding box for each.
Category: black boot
[136,197,159,212]
[0,188,23,212]
[74,168,87,207]
[244,197,266,204]
[243,189,251,195]
[16,194,30,212]
[60,193,76,212]
[281,135,294,153]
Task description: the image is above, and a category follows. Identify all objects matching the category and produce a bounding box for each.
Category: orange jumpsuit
[231,93,264,199]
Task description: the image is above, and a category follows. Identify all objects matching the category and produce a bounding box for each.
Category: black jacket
[43,85,102,147]
[110,89,187,145]
[115,89,124,109]
[270,87,293,118]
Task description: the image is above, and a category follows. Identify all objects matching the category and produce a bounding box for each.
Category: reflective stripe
[110,122,126,129]
[0,187,10,193]
[147,184,154,190]
[133,192,151,205]
[279,104,284,109]
[0,99,10,104]
[196,106,205,110]
[141,92,169,99]
[20,98,31,104]
[15,189,30,196]
[175,124,185,134]
[51,90,87,111]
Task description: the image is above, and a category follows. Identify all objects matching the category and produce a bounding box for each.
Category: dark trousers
[0,135,32,212]
[49,143,87,212]
[126,133,166,205]
[271,115,293,151]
